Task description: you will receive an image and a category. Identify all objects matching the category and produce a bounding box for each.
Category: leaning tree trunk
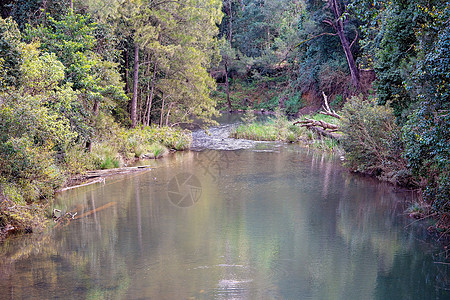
[131,44,139,128]
[336,24,359,88]
[330,0,360,88]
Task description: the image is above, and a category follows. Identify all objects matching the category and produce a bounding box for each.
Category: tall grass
[231,113,342,152]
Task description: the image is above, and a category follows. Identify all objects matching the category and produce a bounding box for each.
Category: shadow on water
[0,115,449,299]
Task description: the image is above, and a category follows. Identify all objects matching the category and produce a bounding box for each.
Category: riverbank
[0,125,192,241]
[230,106,450,238]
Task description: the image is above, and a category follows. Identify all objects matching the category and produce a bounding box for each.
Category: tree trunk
[145,58,158,127]
[225,62,232,112]
[125,48,130,94]
[330,0,359,88]
[337,26,359,88]
[165,104,172,126]
[131,44,139,128]
[228,0,233,46]
[93,100,99,116]
[70,0,73,11]
[159,94,165,127]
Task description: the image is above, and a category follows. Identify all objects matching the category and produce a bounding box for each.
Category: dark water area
[0,116,449,299]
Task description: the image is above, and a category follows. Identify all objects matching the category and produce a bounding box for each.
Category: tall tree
[125,0,223,126]
[307,0,360,88]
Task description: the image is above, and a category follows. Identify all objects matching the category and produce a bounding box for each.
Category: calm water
[0,119,449,299]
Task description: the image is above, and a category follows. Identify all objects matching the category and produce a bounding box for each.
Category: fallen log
[74,202,117,220]
[294,118,339,131]
[58,165,153,193]
[85,165,153,178]
[58,178,105,192]
[293,92,341,139]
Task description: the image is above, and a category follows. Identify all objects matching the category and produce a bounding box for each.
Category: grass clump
[231,109,303,142]
[231,111,342,153]
[149,143,167,159]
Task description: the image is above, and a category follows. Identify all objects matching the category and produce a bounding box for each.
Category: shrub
[283,92,304,115]
[241,109,257,124]
[64,144,97,174]
[340,96,409,184]
[0,137,66,202]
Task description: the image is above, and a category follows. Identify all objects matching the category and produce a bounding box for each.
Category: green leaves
[0,17,22,91]
[340,95,407,183]
[20,44,65,95]
[403,7,450,213]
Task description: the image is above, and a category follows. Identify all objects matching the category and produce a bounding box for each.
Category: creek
[0,114,448,299]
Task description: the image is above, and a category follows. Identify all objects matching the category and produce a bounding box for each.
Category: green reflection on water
[0,148,448,299]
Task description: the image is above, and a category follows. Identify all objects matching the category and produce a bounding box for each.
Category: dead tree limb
[293,92,341,139]
[294,118,339,131]
[319,92,341,119]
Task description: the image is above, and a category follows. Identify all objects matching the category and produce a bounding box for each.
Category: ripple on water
[214,279,254,300]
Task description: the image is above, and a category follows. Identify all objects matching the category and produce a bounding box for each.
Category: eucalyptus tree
[122,0,223,127]
[302,0,360,88]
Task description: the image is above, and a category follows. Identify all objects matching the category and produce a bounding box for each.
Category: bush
[340,96,409,184]
[0,137,66,203]
[281,92,304,115]
[64,144,97,174]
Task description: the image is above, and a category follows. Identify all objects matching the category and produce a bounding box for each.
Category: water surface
[0,121,448,299]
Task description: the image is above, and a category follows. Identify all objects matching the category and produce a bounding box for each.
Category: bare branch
[350,29,358,49]
[322,19,335,28]
[319,92,341,119]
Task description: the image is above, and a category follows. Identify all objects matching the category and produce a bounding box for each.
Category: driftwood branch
[293,92,341,139]
[319,92,341,119]
[294,118,339,132]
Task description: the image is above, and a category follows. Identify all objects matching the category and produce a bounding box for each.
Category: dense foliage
[1,0,450,234]
[0,1,218,234]
[220,0,450,227]
[345,0,450,225]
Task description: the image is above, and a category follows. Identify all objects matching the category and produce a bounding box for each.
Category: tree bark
[125,48,130,94]
[225,62,232,112]
[165,103,172,126]
[131,44,139,128]
[93,100,99,116]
